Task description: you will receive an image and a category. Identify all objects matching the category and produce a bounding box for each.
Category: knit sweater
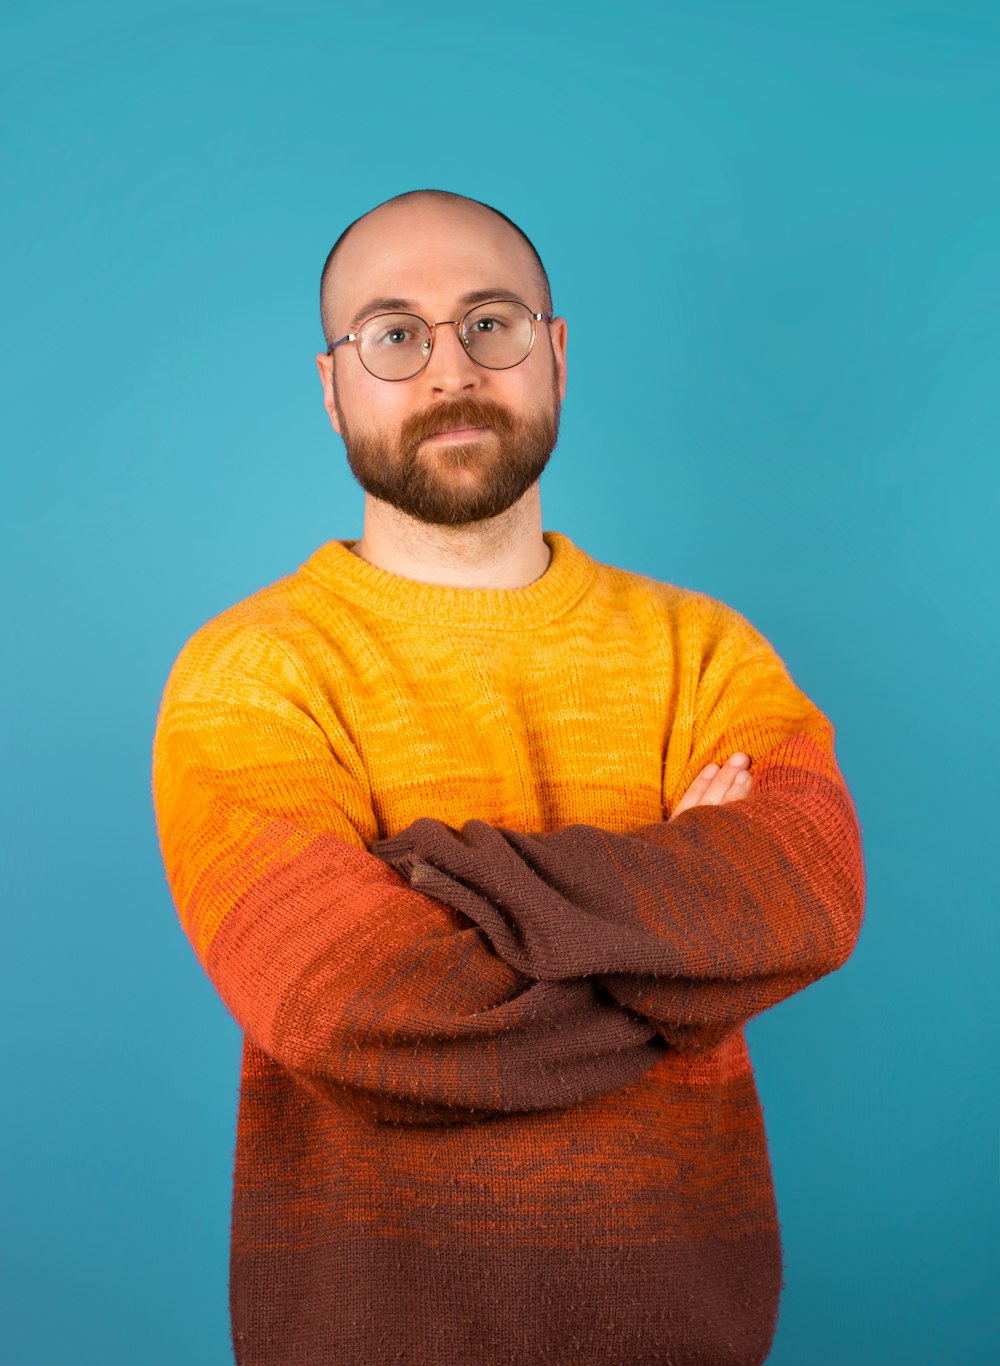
[150,528,865,1366]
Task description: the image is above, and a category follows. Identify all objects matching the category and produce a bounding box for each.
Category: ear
[315,351,343,436]
[548,317,568,403]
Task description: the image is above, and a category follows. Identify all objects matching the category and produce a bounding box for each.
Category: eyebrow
[347,287,531,333]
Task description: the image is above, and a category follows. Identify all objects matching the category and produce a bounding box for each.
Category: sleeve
[370,600,866,1056]
[150,618,668,1126]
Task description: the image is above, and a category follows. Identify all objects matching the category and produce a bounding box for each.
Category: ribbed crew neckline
[298,529,597,629]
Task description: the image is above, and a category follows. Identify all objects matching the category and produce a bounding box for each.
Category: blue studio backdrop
[3,3,997,1363]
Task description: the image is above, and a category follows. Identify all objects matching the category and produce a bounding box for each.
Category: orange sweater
[151,528,865,1365]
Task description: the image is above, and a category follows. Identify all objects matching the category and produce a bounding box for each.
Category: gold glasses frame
[327,298,553,382]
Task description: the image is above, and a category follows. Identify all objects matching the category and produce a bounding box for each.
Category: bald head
[319,189,552,350]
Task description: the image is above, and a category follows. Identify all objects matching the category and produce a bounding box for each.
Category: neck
[349,491,550,590]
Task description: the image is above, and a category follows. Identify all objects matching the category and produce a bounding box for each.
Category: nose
[422,321,481,394]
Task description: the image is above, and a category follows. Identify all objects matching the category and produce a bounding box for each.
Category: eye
[361,313,426,348]
[375,325,413,346]
[470,315,505,333]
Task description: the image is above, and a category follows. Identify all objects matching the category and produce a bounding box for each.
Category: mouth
[424,425,491,443]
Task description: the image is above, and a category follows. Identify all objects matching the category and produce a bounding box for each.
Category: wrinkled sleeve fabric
[371,600,866,1056]
[151,619,669,1126]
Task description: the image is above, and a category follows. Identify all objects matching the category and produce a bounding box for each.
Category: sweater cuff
[370,833,422,879]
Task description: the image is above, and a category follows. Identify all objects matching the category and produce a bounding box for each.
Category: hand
[669,752,753,821]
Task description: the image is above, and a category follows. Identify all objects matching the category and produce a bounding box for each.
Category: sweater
[150,528,866,1366]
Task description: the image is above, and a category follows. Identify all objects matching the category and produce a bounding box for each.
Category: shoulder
[590,555,769,652]
[158,572,332,711]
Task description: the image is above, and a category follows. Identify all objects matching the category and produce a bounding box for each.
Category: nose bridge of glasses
[425,317,475,362]
[429,318,468,341]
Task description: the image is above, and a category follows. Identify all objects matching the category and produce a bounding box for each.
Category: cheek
[491,368,537,405]
[345,378,407,431]
[518,350,558,400]
[516,373,556,413]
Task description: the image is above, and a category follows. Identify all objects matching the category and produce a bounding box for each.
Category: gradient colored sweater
[150,528,865,1366]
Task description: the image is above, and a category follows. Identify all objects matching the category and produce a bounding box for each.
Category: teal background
[3,1,998,1362]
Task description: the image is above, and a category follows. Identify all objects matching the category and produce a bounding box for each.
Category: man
[151,188,865,1366]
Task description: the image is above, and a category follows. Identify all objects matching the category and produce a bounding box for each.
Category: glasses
[327,298,552,381]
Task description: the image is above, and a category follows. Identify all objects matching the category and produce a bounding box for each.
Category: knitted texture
[150,529,865,1366]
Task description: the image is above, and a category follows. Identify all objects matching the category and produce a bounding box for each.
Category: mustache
[402,398,516,446]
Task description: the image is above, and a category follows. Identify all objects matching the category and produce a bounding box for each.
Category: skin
[315,196,567,590]
[670,752,753,819]
[315,194,754,817]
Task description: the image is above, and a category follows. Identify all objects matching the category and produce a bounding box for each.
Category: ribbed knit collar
[297,529,597,630]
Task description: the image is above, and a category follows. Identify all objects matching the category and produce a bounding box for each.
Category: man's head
[315,189,567,529]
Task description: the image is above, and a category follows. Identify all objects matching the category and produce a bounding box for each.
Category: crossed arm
[153,624,671,1127]
[370,734,863,1056]
[153,608,865,1128]
[369,643,866,1057]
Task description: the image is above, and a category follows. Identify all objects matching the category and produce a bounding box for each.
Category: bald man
[315,189,565,583]
[152,187,865,1365]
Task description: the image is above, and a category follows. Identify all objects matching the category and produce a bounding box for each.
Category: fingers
[700,752,752,805]
[672,754,751,818]
[670,752,753,820]
[720,765,752,803]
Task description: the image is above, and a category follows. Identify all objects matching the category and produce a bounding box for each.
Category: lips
[425,425,490,439]
[401,401,508,450]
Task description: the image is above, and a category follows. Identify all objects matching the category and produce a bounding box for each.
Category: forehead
[331,203,538,326]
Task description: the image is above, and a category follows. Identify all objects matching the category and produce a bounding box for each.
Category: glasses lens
[462,301,534,369]
[358,313,432,380]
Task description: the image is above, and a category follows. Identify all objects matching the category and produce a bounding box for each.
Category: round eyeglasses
[327,298,552,382]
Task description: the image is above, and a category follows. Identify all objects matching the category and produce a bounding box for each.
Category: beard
[332,370,562,528]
